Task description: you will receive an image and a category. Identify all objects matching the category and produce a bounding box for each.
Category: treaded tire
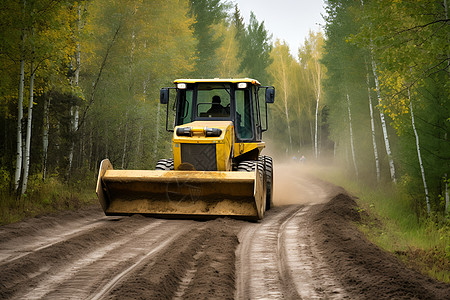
[237,160,266,217]
[155,158,174,170]
[259,155,273,210]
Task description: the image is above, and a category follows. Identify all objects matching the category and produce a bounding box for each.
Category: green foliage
[322,0,449,216]
[189,0,230,77]
[239,12,273,85]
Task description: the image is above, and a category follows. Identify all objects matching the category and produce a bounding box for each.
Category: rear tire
[259,155,273,210]
[155,158,174,170]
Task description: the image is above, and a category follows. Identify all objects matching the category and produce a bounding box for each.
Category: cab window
[177,89,193,125]
[235,89,253,139]
[196,85,231,118]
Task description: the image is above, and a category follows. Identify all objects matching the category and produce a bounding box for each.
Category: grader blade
[96,159,266,220]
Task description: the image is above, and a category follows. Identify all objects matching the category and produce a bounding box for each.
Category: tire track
[236,204,347,299]
[18,220,170,300]
[235,205,303,299]
[0,216,173,299]
[0,216,110,266]
[280,205,347,299]
[105,218,240,300]
[88,223,189,300]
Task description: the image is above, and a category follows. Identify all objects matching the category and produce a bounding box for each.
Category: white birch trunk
[67,4,82,179]
[21,59,35,195]
[347,94,358,178]
[371,58,396,183]
[15,31,26,192]
[67,106,78,178]
[366,69,380,182]
[314,94,319,159]
[409,89,430,214]
[314,61,322,159]
[280,52,293,152]
[42,96,50,181]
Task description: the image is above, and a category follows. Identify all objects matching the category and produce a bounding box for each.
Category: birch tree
[269,41,294,153]
[408,88,430,214]
[346,93,358,178]
[371,58,396,183]
[365,64,380,182]
[299,31,325,159]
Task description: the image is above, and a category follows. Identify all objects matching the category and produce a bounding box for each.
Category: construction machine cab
[161,79,275,143]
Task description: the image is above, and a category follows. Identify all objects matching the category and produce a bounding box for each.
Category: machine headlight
[176,127,192,136]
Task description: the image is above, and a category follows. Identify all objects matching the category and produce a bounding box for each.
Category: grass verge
[0,173,97,225]
[311,164,450,283]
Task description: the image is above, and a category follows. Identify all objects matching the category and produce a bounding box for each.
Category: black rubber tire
[237,160,266,216]
[259,155,273,210]
[155,158,174,170]
[237,160,255,172]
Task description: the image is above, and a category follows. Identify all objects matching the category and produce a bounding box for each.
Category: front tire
[155,158,174,170]
[259,156,273,210]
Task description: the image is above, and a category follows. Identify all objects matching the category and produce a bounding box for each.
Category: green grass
[0,173,97,225]
[310,164,450,283]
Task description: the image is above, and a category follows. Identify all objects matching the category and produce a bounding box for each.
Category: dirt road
[0,164,448,299]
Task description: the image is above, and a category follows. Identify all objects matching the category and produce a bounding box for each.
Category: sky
[232,0,327,58]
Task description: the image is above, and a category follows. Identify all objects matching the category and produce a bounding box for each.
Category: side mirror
[265,87,275,103]
[160,88,169,104]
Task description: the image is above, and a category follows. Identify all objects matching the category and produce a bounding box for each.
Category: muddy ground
[0,164,449,299]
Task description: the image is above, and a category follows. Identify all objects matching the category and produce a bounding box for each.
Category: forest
[0,0,448,224]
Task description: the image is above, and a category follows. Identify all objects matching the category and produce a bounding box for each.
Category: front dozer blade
[96,159,266,220]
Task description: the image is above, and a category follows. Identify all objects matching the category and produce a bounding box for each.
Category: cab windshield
[196,84,231,118]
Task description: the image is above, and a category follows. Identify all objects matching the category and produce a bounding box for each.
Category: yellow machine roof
[173,78,261,86]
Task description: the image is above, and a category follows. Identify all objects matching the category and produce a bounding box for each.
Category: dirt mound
[311,193,450,300]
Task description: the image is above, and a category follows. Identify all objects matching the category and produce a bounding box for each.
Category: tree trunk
[67,4,82,179]
[135,122,143,166]
[445,173,449,215]
[153,102,160,160]
[347,94,358,178]
[409,89,430,214]
[310,120,314,155]
[67,106,78,179]
[371,57,396,183]
[15,30,26,192]
[314,93,319,159]
[279,53,293,152]
[366,67,380,182]
[21,59,35,195]
[42,95,50,181]
[121,111,129,169]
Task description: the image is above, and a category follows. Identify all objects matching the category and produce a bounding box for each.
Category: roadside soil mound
[311,193,450,300]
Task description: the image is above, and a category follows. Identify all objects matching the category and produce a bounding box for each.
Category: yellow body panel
[173,121,234,171]
[174,78,261,85]
[234,141,265,158]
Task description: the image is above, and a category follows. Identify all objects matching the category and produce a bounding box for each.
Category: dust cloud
[272,162,336,206]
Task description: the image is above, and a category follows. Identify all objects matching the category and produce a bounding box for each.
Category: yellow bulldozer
[96,78,275,220]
